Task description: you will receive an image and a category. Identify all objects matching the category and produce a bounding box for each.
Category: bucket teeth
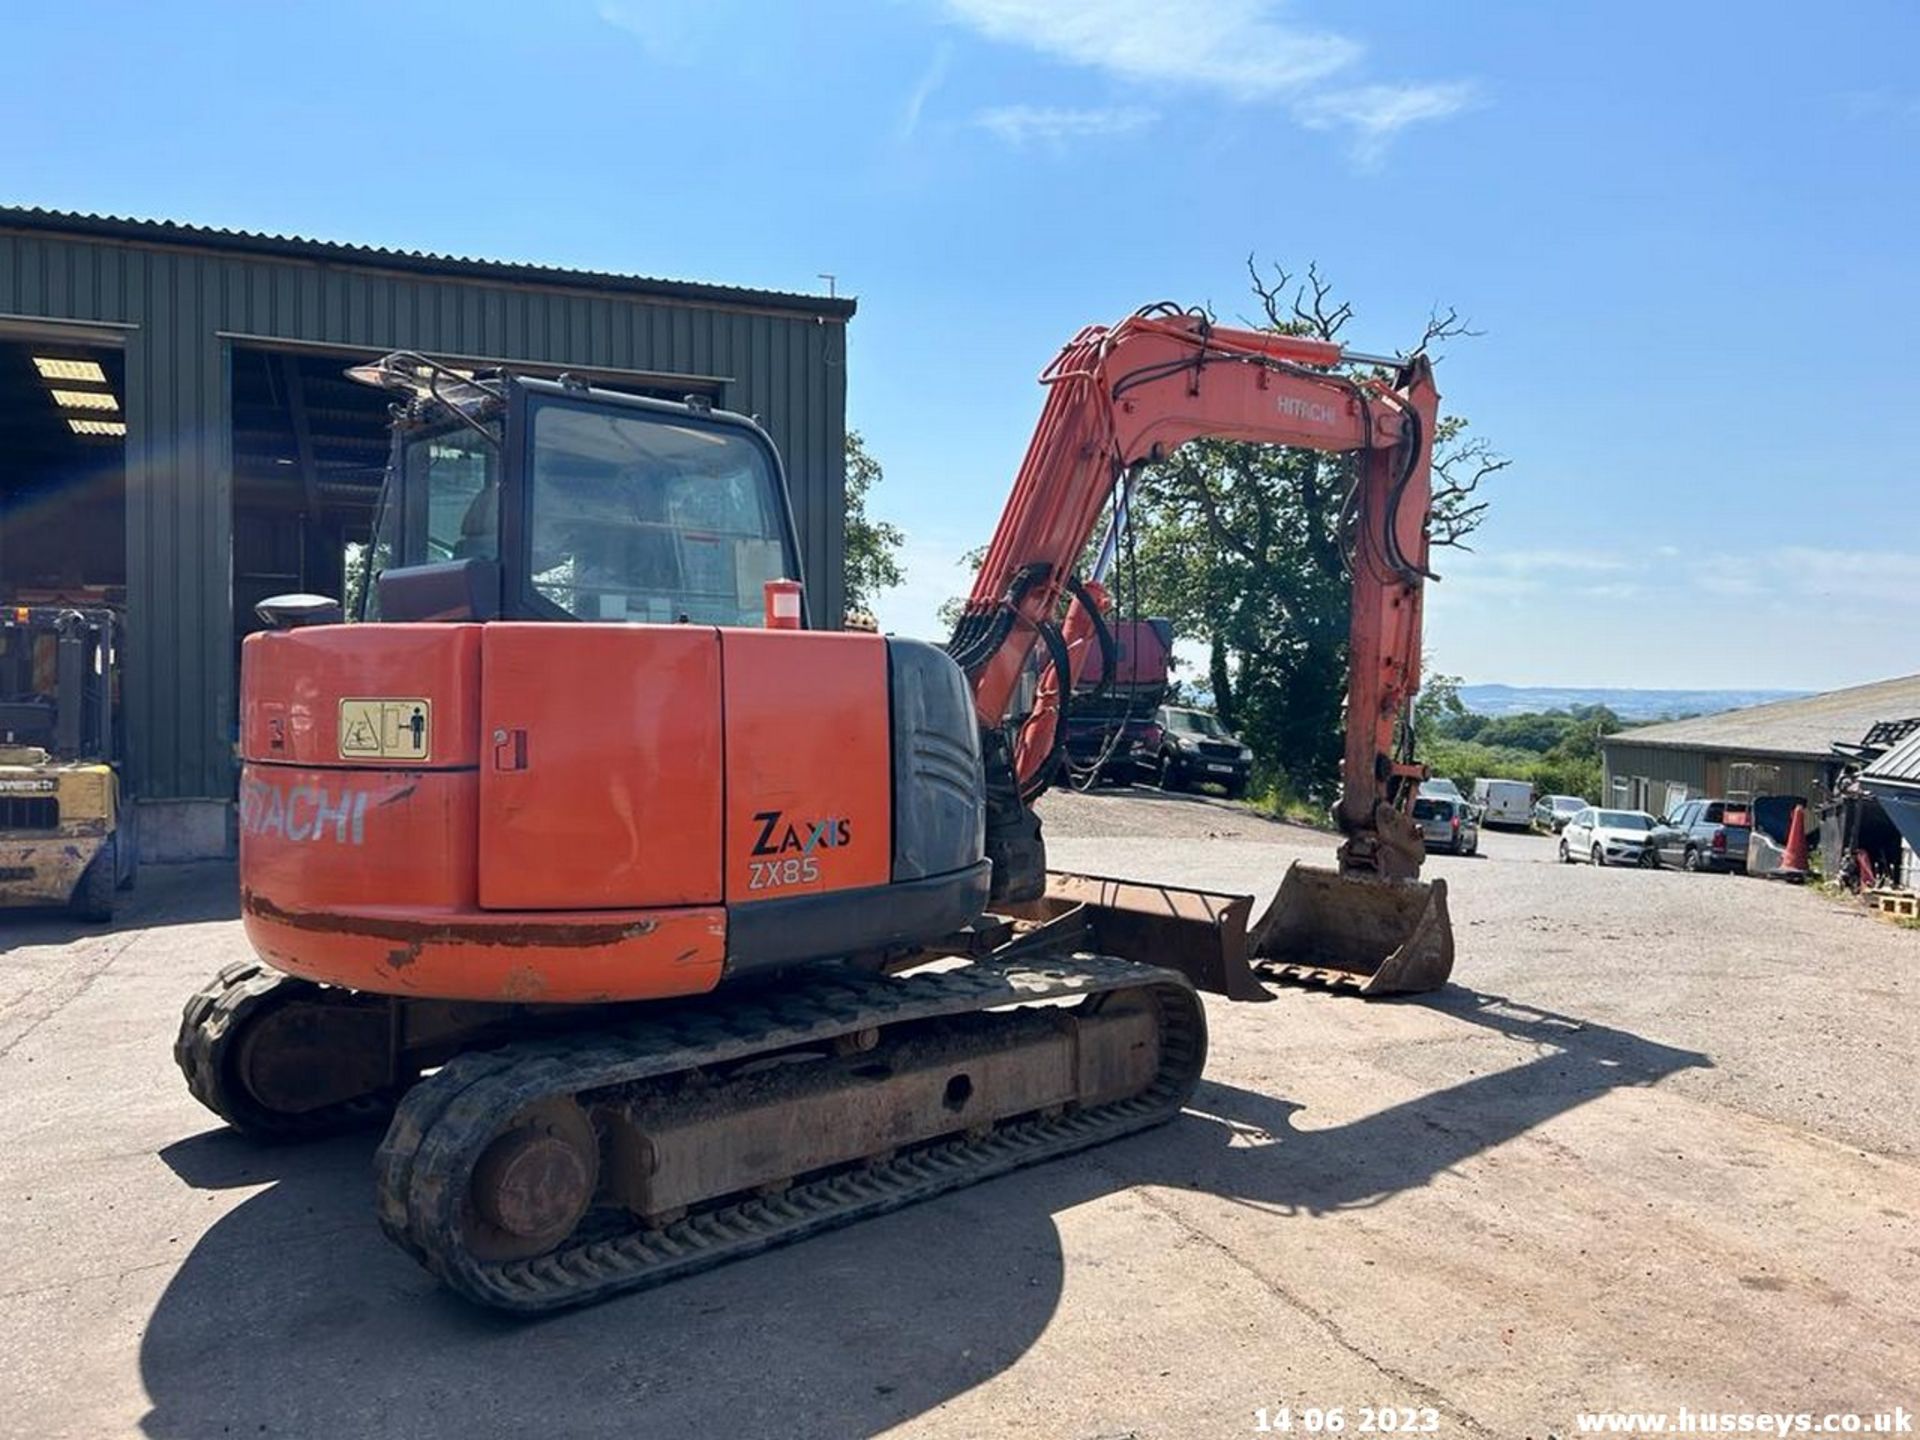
[1246,862,1454,996]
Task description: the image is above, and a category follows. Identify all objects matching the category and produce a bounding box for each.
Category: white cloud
[1574,581,1644,602]
[1844,90,1920,125]
[939,0,1357,100]
[596,2,690,61]
[1293,81,1478,166]
[1767,546,1918,606]
[972,103,1156,148]
[1433,543,1919,613]
[898,42,955,141]
[933,0,1471,161]
[1485,549,1637,576]
[595,1,741,64]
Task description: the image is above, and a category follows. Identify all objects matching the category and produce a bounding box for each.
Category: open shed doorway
[0,336,126,605]
[229,345,393,650]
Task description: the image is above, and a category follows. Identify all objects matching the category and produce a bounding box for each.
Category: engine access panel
[476,624,894,913]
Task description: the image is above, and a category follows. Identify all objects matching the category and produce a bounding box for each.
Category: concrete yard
[1,790,1916,1438]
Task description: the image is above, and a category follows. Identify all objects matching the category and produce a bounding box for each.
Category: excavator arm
[949,307,1453,995]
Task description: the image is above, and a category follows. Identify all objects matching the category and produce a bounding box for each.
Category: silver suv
[1412,794,1479,855]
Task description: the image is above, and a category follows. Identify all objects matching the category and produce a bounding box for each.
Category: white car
[1559,807,1659,867]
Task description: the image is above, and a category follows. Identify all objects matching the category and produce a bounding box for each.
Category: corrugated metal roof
[1862,727,1920,788]
[0,206,857,318]
[1605,673,1920,759]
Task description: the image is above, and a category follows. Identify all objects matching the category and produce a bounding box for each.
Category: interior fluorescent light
[33,357,107,384]
[50,388,118,412]
[67,418,126,437]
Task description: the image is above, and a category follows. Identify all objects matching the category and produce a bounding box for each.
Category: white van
[1473,777,1534,830]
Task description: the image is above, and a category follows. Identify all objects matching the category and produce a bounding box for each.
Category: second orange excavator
[176,305,1453,1310]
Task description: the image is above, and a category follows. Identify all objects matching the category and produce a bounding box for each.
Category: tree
[843,430,905,616]
[935,543,988,633]
[1413,670,1468,748]
[1476,711,1578,753]
[1125,260,1508,800]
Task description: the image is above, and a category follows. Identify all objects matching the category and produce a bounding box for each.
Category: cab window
[526,399,792,626]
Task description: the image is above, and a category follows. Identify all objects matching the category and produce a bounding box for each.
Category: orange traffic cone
[1777,803,1810,880]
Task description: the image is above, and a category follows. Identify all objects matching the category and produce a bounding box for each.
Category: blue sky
[6,1,1917,690]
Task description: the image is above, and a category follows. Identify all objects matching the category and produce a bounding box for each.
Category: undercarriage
[179,949,1204,1312]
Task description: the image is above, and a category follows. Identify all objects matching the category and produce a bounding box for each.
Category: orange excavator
[176,305,1453,1311]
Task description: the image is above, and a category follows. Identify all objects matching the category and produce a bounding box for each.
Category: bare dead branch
[1292,262,1353,341]
[1429,499,1492,550]
[1432,439,1510,497]
[1427,434,1508,550]
[1244,254,1296,332]
[1412,304,1485,358]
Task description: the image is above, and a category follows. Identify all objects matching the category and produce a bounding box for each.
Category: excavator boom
[949,307,1452,994]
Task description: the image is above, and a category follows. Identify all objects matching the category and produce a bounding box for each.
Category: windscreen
[1166,710,1226,737]
[527,400,790,626]
[1597,810,1652,830]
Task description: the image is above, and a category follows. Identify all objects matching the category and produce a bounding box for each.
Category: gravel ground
[0,795,1915,1439]
[1038,780,1310,841]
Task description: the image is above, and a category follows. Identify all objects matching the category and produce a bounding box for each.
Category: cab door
[478,623,724,910]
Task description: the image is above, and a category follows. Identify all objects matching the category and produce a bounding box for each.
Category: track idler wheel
[175,960,400,1139]
[461,1098,600,1262]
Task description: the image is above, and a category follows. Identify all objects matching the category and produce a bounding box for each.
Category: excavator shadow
[137,988,1707,1440]
[1147,988,1710,1217]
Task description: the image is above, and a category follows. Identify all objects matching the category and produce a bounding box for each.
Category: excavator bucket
[1244,861,1453,997]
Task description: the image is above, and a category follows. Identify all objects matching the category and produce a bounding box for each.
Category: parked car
[1533,793,1589,833]
[1559,807,1659,866]
[1650,798,1751,873]
[1413,795,1479,855]
[1153,706,1252,797]
[1474,777,1535,829]
[1419,777,1465,803]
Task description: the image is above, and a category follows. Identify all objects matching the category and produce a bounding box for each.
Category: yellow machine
[0,606,134,919]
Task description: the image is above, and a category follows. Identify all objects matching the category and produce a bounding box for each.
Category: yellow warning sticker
[338,698,432,762]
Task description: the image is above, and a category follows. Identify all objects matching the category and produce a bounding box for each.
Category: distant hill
[1458,684,1809,722]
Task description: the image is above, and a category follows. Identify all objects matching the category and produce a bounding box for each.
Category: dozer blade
[1016,871,1270,1002]
[1245,861,1453,997]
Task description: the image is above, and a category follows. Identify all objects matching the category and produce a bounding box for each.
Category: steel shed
[0,207,855,857]
[1601,673,1920,816]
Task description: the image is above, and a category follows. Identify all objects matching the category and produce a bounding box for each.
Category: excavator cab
[343,358,804,633]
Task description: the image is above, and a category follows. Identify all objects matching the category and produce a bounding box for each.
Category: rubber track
[175,960,393,1139]
[375,954,1206,1312]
